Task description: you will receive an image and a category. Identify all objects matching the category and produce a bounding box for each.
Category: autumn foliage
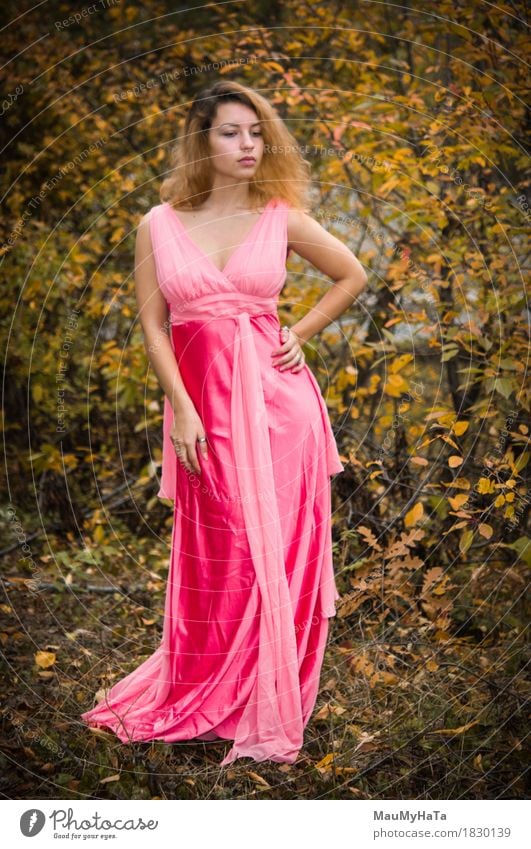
[0,0,528,799]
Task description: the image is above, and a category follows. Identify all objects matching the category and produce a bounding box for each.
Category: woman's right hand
[170,401,208,474]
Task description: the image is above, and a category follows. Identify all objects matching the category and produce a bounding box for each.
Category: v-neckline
[164,198,274,277]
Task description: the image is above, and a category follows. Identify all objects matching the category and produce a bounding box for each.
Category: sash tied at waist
[168,291,279,324]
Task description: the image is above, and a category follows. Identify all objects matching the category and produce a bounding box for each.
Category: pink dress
[80,197,345,766]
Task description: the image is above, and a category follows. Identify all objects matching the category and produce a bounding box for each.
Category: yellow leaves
[262,61,285,76]
[448,455,463,468]
[384,372,409,397]
[405,502,424,527]
[29,443,69,474]
[378,175,403,197]
[93,525,105,544]
[62,454,79,469]
[390,354,414,373]
[336,367,358,391]
[110,227,125,244]
[452,420,469,436]
[477,477,496,494]
[34,650,56,669]
[315,753,335,774]
[32,383,44,403]
[410,455,428,466]
[441,434,460,450]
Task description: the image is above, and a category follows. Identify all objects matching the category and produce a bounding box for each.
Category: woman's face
[207,101,264,181]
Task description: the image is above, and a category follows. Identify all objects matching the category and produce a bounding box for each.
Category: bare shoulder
[286,205,329,250]
[287,205,312,233]
[285,203,368,285]
[135,210,155,257]
[137,207,156,228]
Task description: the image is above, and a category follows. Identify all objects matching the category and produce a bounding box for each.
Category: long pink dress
[80,197,345,766]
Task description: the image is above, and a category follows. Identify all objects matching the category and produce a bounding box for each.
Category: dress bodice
[148,197,291,318]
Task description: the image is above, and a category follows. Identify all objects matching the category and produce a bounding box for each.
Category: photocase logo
[20,809,45,837]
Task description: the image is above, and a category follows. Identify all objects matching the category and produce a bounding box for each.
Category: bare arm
[134,213,193,413]
[134,213,206,474]
[286,208,368,345]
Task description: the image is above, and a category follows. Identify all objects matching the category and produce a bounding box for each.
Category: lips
[238,157,256,163]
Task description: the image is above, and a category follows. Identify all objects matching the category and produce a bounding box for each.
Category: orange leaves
[448,455,463,468]
[431,720,480,737]
[385,528,425,558]
[337,524,430,625]
[422,566,451,597]
[448,493,469,510]
[356,524,382,551]
[245,771,272,789]
[350,652,400,688]
[404,501,424,527]
[34,650,56,669]
[314,703,347,721]
[410,455,429,466]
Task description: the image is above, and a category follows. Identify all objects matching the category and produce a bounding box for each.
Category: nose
[241,132,255,149]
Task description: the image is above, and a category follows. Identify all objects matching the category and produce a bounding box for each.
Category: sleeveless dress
[80,197,345,766]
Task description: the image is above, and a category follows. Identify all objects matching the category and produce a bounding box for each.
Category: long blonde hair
[160,80,312,212]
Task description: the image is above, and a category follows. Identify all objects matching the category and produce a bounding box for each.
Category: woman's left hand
[271,326,306,373]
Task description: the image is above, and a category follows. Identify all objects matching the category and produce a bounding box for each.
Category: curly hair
[160,80,312,212]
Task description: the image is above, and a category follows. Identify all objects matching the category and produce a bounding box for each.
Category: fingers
[291,352,305,372]
[270,327,294,362]
[274,345,305,372]
[271,327,305,372]
[171,437,202,474]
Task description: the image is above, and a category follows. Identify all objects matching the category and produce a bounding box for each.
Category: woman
[81,81,367,767]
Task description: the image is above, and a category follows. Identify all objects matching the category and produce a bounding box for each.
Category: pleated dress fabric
[80,197,345,766]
